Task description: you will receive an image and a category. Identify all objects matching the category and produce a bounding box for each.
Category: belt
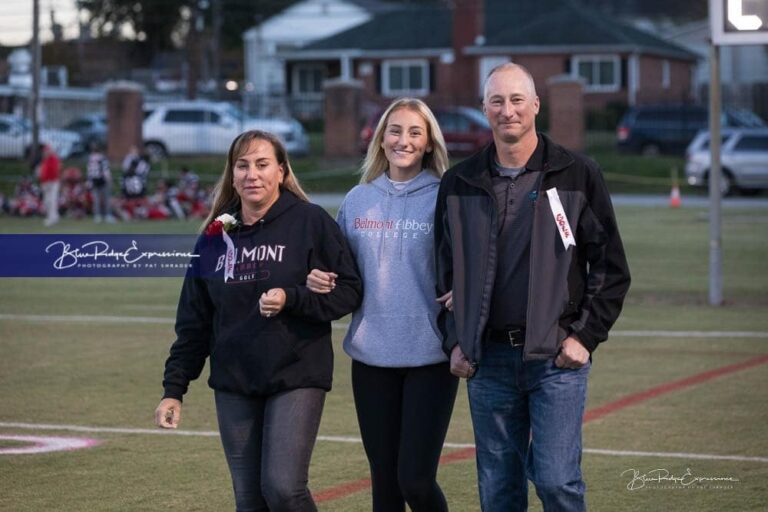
[485,326,526,347]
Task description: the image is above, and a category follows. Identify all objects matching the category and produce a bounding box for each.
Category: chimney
[452,0,484,53]
[450,0,484,104]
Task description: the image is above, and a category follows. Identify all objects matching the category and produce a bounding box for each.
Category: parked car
[0,114,84,159]
[64,113,108,149]
[616,105,766,156]
[142,101,310,159]
[685,128,768,196]
[359,106,493,156]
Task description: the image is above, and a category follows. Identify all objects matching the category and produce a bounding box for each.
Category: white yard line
[0,421,766,463]
[610,330,768,338]
[1,314,767,338]
[0,314,173,324]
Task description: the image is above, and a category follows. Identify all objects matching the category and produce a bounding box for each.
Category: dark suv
[616,105,765,156]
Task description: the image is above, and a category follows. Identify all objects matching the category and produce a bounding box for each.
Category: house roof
[298,0,695,60]
[304,4,451,51]
[482,0,696,59]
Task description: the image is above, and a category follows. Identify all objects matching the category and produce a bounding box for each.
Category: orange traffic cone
[669,183,681,208]
[669,166,681,208]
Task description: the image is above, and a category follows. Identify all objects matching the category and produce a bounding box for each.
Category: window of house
[382,59,429,97]
[571,55,620,92]
[662,60,671,89]
[292,65,326,97]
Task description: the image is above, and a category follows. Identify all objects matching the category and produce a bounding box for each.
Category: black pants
[215,388,325,512]
[352,360,459,512]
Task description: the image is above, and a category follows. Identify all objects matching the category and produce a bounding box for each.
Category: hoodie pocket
[210,326,299,392]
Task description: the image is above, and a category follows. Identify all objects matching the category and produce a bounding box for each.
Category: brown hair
[360,98,449,184]
[201,130,309,231]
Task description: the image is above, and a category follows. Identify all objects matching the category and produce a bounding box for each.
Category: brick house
[280,0,698,117]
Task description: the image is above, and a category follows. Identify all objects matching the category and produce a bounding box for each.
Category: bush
[586,101,628,131]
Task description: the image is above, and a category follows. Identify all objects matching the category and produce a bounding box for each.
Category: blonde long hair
[360,98,449,184]
[202,130,309,231]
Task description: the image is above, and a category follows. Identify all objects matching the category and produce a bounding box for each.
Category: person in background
[86,142,115,223]
[37,144,61,226]
[60,166,88,219]
[121,145,141,174]
[9,177,41,217]
[155,130,362,511]
[435,63,631,512]
[306,98,458,511]
[119,148,151,220]
[176,166,208,217]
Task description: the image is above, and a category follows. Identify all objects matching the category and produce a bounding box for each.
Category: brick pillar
[106,82,143,161]
[546,75,585,152]
[324,79,363,157]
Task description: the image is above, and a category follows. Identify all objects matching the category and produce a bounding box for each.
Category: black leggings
[352,360,459,512]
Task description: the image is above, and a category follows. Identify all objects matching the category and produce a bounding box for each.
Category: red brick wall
[344,53,693,113]
[636,56,693,104]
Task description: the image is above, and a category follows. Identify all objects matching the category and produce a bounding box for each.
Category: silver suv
[685,128,768,196]
[142,100,309,159]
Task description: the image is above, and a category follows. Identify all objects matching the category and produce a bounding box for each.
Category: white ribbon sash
[546,188,576,250]
[222,230,235,282]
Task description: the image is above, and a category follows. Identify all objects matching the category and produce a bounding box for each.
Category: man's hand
[450,345,475,379]
[554,336,590,369]
[436,290,453,311]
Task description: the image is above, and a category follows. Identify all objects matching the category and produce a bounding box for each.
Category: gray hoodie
[337,171,447,367]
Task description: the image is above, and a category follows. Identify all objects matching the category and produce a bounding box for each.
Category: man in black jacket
[435,63,630,511]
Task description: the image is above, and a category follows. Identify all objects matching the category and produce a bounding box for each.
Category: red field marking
[439,447,476,464]
[313,353,768,504]
[313,477,372,502]
[582,353,768,423]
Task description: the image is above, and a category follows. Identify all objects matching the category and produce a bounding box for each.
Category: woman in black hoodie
[154,130,362,512]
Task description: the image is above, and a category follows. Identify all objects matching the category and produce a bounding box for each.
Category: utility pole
[211,0,222,98]
[707,0,768,305]
[186,0,209,100]
[708,42,723,306]
[30,0,41,168]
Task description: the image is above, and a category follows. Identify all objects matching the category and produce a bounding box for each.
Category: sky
[0,0,80,47]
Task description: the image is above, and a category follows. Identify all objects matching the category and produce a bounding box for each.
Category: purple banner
[0,235,200,277]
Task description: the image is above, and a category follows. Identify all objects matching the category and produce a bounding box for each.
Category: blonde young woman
[307,98,458,511]
[155,130,362,511]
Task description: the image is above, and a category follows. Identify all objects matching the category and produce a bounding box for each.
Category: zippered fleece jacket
[162,190,363,400]
[435,134,631,363]
[337,171,447,367]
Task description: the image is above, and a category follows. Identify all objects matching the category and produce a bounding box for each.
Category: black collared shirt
[487,137,545,329]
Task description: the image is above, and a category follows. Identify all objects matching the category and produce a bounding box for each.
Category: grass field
[1,203,767,511]
[1,131,699,197]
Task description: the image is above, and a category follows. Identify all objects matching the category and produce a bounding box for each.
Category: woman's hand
[306,269,337,294]
[436,290,453,311]
[260,288,287,317]
[155,398,182,429]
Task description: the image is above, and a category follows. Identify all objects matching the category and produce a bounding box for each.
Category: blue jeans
[467,342,590,512]
[215,388,325,512]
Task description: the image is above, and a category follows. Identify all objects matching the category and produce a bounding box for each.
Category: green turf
[1,205,767,511]
[0,133,701,197]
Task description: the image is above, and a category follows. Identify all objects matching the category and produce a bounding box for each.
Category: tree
[77,0,188,56]
[77,0,301,55]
